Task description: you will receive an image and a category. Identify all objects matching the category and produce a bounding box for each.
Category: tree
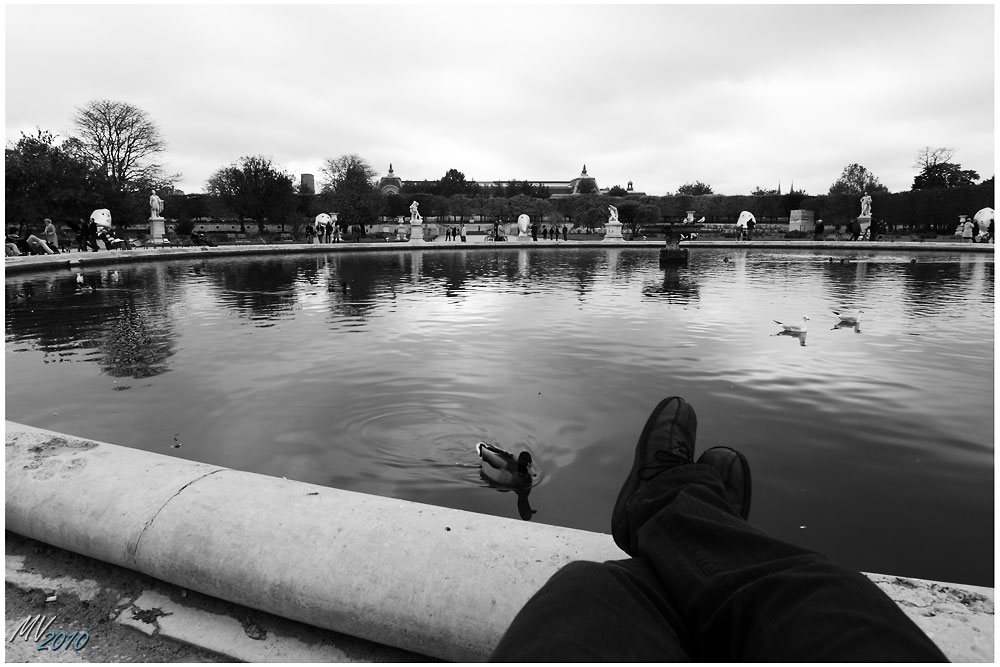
[607,185,628,197]
[827,163,889,197]
[73,99,170,192]
[677,181,714,196]
[912,147,979,189]
[439,169,469,197]
[5,130,104,230]
[319,154,380,231]
[320,154,377,192]
[206,155,296,235]
[752,186,779,196]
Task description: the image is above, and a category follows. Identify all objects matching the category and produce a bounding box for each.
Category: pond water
[5,247,994,586]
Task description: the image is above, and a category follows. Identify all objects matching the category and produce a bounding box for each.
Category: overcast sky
[5,3,995,197]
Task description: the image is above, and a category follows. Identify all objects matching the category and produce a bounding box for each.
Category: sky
[4,3,996,197]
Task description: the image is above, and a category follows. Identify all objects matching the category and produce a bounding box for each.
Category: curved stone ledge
[3,239,991,275]
[5,421,992,661]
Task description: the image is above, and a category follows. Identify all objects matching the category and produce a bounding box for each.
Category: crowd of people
[5,218,135,257]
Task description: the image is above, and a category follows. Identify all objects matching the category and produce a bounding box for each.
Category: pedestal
[149,217,165,243]
[858,215,871,234]
[603,221,624,241]
[408,220,426,244]
[789,209,815,233]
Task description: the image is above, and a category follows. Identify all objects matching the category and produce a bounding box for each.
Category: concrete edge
[3,239,992,274]
[5,421,994,662]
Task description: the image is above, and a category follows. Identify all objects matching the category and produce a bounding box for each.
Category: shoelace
[637,444,691,481]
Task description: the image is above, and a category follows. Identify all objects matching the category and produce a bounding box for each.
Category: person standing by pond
[814,219,824,241]
[42,218,60,253]
[962,218,974,243]
[460,223,467,242]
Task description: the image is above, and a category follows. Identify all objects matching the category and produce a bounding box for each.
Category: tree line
[6,99,992,240]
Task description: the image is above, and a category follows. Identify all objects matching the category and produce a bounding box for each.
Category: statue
[860,193,872,217]
[149,191,164,218]
[517,214,530,236]
[608,205,619,223]
[409,200,422,222]
[90,208,112,229]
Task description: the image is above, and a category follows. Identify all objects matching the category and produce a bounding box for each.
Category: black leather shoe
[697,446,752,520]
[612,396,697,553]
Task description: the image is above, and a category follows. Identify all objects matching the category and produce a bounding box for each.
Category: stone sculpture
[860,193,872,217]
[608,205,619,223]
[149,191,164,219]
[409,201,422,222]
[90,208,112,229]
[517,214,530,236]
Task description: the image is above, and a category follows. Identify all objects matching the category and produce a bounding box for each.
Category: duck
[774,315,809,334]
[476,442,539,488]
[832,309,863,325]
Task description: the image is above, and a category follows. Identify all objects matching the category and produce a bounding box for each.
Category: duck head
[517,451,533,473]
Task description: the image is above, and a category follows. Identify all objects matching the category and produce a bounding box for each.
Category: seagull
[832,309,863,325]
[774,316,809,334]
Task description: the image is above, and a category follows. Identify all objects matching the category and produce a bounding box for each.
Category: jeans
[490,465,947,662]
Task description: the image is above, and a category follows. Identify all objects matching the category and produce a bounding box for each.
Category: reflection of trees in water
[5,266,178,378]
[641,267,700,304]
[899,261,991,316]
[200,258,303,319]
[100,302,173,378]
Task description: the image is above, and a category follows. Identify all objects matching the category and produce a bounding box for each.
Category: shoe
[612,396,697,553]
[696,446,752,520]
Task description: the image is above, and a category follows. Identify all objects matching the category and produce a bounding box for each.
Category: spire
[582,164,588,176]
[388,163,394,175]
[778,180,782,195]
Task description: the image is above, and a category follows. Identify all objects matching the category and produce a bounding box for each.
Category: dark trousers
[490,466,947,662]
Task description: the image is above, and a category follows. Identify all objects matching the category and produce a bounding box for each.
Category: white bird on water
[774,316,809,334]
[832,309,863,325]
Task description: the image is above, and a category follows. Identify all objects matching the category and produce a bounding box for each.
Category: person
[988,220,995,244]
[562,225,568,241]
[149,191,164,218]
[42,218,60,253]
[531,223,538,242]
[84,218,100,252]
[445,227,451,242]
[306,223,316,244]
[962,218,974,243]
[542,226,548,241]
[25,234,55,255]
[460,223,467,242]
[860,192,872,218]
[814,218,824,241]
[746,217,755,242]
[490,396,948,662]
[850,219,862,241]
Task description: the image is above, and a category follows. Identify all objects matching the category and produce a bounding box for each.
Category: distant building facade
[378,164,625,197]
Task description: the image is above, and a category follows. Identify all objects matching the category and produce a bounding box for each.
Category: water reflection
[5,247,994,586]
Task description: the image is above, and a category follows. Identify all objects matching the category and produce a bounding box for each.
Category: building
[378,164,614,197]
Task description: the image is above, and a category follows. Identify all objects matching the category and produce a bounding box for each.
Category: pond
[5,247,994,587]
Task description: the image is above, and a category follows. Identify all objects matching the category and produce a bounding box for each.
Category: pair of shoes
[611,397,752,553]
[611,397,697,553]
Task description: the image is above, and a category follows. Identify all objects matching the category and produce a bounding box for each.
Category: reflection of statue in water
[860,193,872,217]
[150,191,164,218]
[409,200,422,222]
[608,205,619,223]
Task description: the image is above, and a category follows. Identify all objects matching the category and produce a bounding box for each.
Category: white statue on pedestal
[860,193,872,217]
[409,200,422,222]
[149,191,164,219]
[608,205,619,223]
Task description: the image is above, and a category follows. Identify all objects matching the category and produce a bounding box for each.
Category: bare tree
[914,146,955,170]
[73,99,167,190]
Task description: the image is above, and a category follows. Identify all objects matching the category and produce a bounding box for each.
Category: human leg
[490,559,691,662]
